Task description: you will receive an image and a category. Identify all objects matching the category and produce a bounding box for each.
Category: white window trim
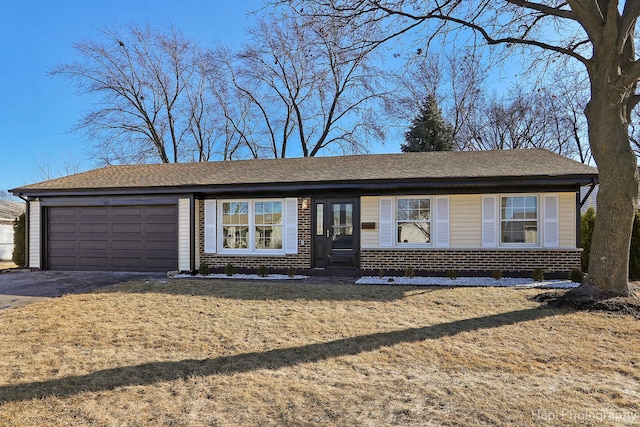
[217,198,287,255]
[394,196,434,248]
[499,194,540,248]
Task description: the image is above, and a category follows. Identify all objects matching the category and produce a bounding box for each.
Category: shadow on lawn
[93,278,437,302]
[0,306,562,403]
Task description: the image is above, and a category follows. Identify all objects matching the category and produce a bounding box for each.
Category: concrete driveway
[0,270,165,311]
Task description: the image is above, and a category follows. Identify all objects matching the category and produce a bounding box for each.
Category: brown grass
[0,279,638,426]
[0,261,17,270]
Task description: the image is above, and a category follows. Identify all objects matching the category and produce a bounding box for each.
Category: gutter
[11,175,599,199]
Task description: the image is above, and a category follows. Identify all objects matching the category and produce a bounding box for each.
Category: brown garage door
[47,205,178,272]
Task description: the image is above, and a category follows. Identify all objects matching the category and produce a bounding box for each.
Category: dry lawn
[0,279,638,426]
[0,262,17,270]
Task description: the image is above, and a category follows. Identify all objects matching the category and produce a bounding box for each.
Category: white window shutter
[482,196,497,248]
[284,198,298,254]
[543,194,559,248]
[435,196,450,248]
[204,200,217,253]
[379,198,394,248]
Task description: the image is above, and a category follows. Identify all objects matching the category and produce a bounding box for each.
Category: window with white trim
[396,197,431,245]
[500,195,538,244]
[220,199,284,253]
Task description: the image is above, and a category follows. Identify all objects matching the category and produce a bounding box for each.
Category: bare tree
[281,0,640,297]
[50,24,208,164]
[210,12,389,158]
[36,152,84,181]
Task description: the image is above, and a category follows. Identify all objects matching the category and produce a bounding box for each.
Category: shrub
[12,213,25,267]
[378,269,385,279]
[447,270,457,280]
[569,268,584,284]
[491,269,502,281]
[404,267,415,278]
[287,266,296,278]
[580,207,596,273]
[532,268,544,282]
[257,264,269,277]
[224,262,236,276]
[581,206,640,280]
[198,262,210,276]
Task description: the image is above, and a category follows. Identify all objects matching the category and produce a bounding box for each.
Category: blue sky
[0,0,265,193]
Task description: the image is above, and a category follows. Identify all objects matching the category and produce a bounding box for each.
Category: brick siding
[360,249,581,274]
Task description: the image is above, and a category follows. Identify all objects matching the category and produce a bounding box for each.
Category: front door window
[331,203,353,249]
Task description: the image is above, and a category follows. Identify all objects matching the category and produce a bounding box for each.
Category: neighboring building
[10,149,598,276]
[0,201,25,261]
[579,166,640,214]
[580,184,598,214]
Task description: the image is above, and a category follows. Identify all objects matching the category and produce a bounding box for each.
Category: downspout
[577,177,598,249]
[17,194,29,269]
[190,195,196,273]
[579,179,597,209]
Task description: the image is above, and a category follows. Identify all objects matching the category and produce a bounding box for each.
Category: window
[396,198,431,245]
[222,201,249,249]
[220,200,284,252]
[500,196,538,244]
[254,201,283,250]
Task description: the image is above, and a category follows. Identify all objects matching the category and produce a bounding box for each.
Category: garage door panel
[49,223,77,233]
[49,240,77,250]
[79,207,109,218]
[47,205,178,272]
[112,240,142,250]
[146,223,177,233]
[80,223,108,233]
[113,206,142,215]
[79,240,109,250]
[112,223,142,233]
[49,207,79,219]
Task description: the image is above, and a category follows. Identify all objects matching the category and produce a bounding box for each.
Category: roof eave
[10,174,599,199]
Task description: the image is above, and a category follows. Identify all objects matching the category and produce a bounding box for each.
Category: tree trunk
[577,69,639,298]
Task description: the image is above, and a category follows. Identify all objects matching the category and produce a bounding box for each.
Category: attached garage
[46,204,178,272]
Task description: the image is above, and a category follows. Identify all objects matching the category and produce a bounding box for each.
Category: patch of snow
[355,276,579,289]
[171,273,310,280]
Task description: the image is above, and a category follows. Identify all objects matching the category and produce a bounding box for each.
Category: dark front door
[313,199,359,268]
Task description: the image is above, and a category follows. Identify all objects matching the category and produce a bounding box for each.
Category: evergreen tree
[401,94,454,152]
[12,213,25,267]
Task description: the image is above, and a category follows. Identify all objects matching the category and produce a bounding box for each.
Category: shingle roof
[11,149,597,194]
[0,201,25,220]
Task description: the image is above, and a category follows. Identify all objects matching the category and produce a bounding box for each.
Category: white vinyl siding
[482,196,498,248]
[450,195,482,247]
[379,198,394,248]
[434,196,449,248]
[361,196,379,249]
[178,198,191,271]
[365,192,577,250]
[559,193,576,248]
[29,200,41,269]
